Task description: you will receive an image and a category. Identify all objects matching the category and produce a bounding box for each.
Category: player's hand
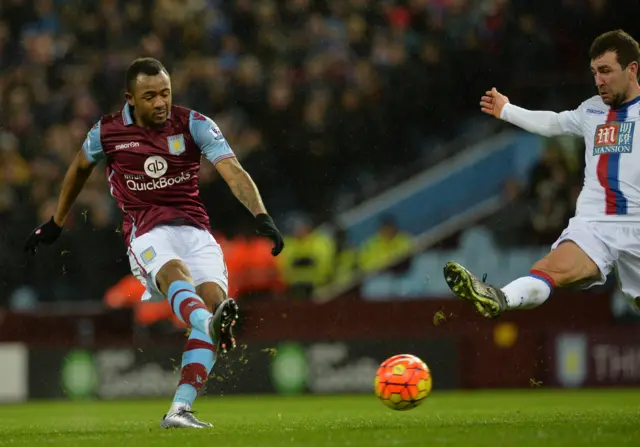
[24,217,62,254]
[480,87,509,119]
[255,213,284,256]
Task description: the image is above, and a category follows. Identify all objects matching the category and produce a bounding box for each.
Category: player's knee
[156,259,193,295]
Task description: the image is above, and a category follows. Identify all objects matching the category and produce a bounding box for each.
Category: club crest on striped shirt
[167,134,186,155]
[593,122,634,155]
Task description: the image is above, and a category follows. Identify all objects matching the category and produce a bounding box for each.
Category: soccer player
[444,30,640,318]
[24,58,285,428]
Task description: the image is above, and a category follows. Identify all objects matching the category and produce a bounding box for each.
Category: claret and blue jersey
[558,94,640,219]
[81,103,236,242]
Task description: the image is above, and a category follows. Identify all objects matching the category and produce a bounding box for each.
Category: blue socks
[171,328,216,410]
[166,280,217,413]
[167,280,212,336]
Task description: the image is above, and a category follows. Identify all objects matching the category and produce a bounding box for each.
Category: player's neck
[133,114,162,129]
[133,114,151,129]
[132,107,163,129]
[131,106,147,128]
[622,83,640,106]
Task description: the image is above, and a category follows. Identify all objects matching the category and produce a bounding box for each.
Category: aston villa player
[25,58,285,429]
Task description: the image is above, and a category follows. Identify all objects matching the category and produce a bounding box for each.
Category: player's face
[591,51,631,108]
[127,72,172,127]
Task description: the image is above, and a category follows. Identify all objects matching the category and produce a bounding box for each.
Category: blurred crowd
[0,0,631,306]
[483,137,585,248]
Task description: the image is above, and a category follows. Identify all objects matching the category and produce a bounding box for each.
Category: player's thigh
[535,218,613,287]
[613,227,640,305]
[129,226,189,297]
[182,228,229,307]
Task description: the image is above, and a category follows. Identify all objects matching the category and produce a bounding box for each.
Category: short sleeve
[558,104,584,137]
[82,121,105,164]
[189,111,236,165]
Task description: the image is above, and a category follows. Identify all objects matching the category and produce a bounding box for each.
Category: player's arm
[25,122,104,253]
[53,122,104,226]
[481,88,582,137]
[190,111,284,255]
[215,157,267,216]
[53,149,97,226]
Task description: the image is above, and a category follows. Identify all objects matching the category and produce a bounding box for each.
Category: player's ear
[628,61,639,80]
[125,92,134,107]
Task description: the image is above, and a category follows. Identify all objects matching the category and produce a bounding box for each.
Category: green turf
[0,389,639,446]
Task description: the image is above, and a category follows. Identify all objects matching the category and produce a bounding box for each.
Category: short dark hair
[125,58,169,92]
[589,30,640,69]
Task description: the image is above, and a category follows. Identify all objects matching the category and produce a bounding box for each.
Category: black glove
[255,213,284,256]
[24,217,63,254]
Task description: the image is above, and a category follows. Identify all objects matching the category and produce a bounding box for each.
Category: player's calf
[522,241,600,310]
[163,327,216,429]
[530,241,600,288]
[156,260,214,338]
[197,281,227,312]
[503,241,600,310]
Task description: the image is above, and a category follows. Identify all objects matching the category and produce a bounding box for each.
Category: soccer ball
[374,354,432,411]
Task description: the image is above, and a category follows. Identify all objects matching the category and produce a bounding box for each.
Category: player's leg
[506,240,601,306]
[444,218,612,318]
[156,260,215,337]
[182,226,238,354]
[165,322,216,428]
[611,228,640,313]
[155,259,235,344]
[197,281,238,354]
[612,263,640,312]
[165,282,237,419]
[128,227,219,428]
[154,260,213,429]
[166,283,237,414]
[161,227,238,428]
[156,262,237,353]
[156,262,238,428]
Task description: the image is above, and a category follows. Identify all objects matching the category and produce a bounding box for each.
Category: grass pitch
[0,389,639,446]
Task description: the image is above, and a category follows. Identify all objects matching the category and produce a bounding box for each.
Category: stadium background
[1,0,640,404]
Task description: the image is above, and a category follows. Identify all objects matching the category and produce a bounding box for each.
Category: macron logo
[115,142,140,150]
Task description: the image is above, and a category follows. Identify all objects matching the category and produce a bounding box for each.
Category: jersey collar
[122,103,134,125]
[613,93,640,112]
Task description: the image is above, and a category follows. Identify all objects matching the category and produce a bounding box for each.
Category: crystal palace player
[444,30,640,317]
[25,58,285,428]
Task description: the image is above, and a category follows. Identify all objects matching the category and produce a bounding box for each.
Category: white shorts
[127,225,228,302]
[552,217,640,299]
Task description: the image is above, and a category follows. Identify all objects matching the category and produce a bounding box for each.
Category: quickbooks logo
[60,350,98,399]
[269,343,307,395]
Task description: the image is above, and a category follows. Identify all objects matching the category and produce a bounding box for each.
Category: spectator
[359,215,413,272]
[278,216,335,298]
[527,145,572,245]
[483,178,531,248]
[332,225,359,285]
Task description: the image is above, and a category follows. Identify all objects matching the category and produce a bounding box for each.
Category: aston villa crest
[167,134,185,155]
